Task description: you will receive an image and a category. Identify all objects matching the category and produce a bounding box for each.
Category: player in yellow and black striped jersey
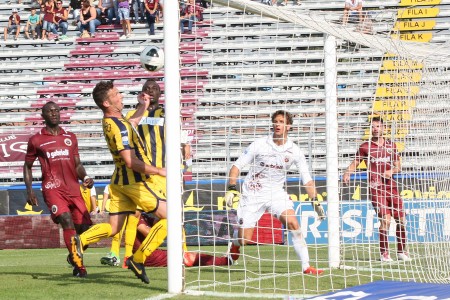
[125,80,167,189]
[69,81,168,284]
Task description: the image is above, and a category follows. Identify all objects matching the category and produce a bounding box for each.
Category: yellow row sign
[375,87,420,98]
[378,72,422,84]
[394,20,436,31]
[399,0,441,6]
[373,99,416,110]
[397,7,440,18]
[391,33,433,43]
[382,60,423,70]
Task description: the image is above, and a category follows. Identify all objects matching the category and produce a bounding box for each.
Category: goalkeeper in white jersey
[225,110,325,275]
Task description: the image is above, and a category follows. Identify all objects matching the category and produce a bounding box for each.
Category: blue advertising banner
[307,280,450,299]
[292,200,450,244]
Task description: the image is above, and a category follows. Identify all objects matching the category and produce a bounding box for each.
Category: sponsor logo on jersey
[45,179,61,190]
[284,157,289,163]
[64,138,72,146]
[139,117,165,126]
[46,149,69,159]
[51,204,58,214]
[370,156,391,163]
[259,161,283,169]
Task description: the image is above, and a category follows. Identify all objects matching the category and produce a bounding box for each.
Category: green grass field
[0,245,423,300]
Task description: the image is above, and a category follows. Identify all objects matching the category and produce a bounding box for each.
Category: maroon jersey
[25,127,81,194]
[356,139,400,189]
[145,0,158,10]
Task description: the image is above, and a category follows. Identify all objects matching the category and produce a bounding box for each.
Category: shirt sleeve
[294,147,313,185]
[233,141,258,171]
[90,186,97,197]
[103,184,110,194]
[24,137,37,163]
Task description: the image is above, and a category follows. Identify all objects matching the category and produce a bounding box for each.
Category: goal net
[181,0,450,297]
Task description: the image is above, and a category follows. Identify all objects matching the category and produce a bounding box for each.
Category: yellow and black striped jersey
[126,108,165,168]
[102,116,150,185]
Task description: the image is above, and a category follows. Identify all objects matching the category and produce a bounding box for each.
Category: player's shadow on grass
[3,269,166,291]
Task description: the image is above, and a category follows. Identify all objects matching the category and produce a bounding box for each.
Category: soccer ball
[140,45,164,72]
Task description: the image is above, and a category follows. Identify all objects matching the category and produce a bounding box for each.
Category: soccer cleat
[226,242,241,262]
[126,256,150,284]
[122,256,129,269]
[67,253,76,267]
[100,252,120,267]
[303,266,324,275]
[380,252,393,262]
[397,252,412,261]
[183,252,196,267]
[73,265,87,278]
[70,235,84,268]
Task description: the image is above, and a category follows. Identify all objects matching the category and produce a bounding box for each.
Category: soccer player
[23,101,94,277]
[343,116,411,262]
[135,213,233,267]
[225,110,325,275]
[70,81,167,283]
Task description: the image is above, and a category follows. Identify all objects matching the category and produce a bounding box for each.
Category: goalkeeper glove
[225,184,240,208]
[310,197,326,221]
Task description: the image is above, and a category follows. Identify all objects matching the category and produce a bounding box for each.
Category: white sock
[291,229,310,271]
[232,230,240,246]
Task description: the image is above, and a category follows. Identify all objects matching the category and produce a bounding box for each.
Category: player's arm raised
[127,92,151,128]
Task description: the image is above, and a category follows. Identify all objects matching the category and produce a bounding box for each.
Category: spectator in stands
[131,0,145,24]
[50,0,69,40]
[97,0,115,25]
[144,0,158,35]
[41,0,56,40]
[118,0,132,38]
[343,0,363,25]
[3,8,21,41]
[78,0,101,38]
[24,8,39,39]
[179,0,197,34]
[69,0,83,25]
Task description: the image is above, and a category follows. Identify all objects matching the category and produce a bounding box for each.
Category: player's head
[41,101,61,127]
[271,110,293,135]
[93,80,123,112]
[370,115,384,138]
[141,79,161,107]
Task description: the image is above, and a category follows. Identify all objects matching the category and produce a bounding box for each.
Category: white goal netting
[181,0,450,297]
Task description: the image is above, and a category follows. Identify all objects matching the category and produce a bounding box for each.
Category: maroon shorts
[370,186,404,218]
[43,189,92,225]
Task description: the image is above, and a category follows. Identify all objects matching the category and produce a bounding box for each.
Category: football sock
[124,214,139,258]
[290,229,310,271]
[197,254,229,266]
[110,217,126,256]
[396,223,407,253]
[80,223,112,246]
[134,219,167,263]
[379,228,389,254]
[63,228,76,252]
[182,227,188,252]
[232,230,241,247]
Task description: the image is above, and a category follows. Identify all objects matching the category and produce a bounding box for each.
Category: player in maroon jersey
[23,101,94,276]
[133,213,234,267]
[343,116,411,262]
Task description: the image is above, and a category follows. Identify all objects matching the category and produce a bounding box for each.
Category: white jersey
[233,135,312,198]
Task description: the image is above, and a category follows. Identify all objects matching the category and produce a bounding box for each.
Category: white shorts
[237,190,293,229]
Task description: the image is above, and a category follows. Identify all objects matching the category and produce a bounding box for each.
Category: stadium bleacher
[1,0,450,184]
